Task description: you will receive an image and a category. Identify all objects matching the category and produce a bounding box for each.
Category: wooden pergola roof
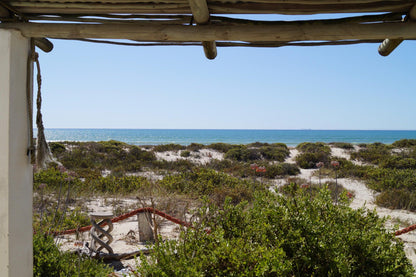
[1,0,415,58]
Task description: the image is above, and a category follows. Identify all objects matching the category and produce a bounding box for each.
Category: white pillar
[0,29,33,277]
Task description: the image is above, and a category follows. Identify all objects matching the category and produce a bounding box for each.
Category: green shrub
[264,163,300,178]
[375,189,416,211]
[206,143,236,153]
[33,207,90,233]
[392,139,416,148]
[129,146,156,162]
[247,141,270,147]
[366,168,416,192]
[88,175,152,195]
[259,145,289,162]
[34,234,111,277]
[49,142,66,155]
[180,150,191,157]
[153,144,186,152]
[225,146,261,162]
[158,168,264,204]
[187,143,204,151]
[351,142,392,165]
[296,152,330,169]
[137,189,413,276]
[380,156,416,169]
[331,159,370,179]
[296,142,331,154]
[330,142,355,150]
[51,142,156,175]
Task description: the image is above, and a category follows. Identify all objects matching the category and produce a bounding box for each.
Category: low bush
[157,168,264,204]
[206,143,236,153]
[87,175,152,195]
[186,143,204,151]
[296,142,331,154]
[247,141,270,147]
[137,189,413,276]
[49,142,66,155]
[264,163,300,178]
[52,141,156,175]
[330,142,355,150]
[392,139,416,148]
[351,142,392,165]
[375,189,416,211]
[153,143,185,152]
[295,142,331,169]
[180,150,191,157]
[366,168,416,192]
[34,234,111,277]
[259,145,289,162]
[225,146,261,162]
[296,152,330,169]
[33,207,90,233]
[379,156,416,169]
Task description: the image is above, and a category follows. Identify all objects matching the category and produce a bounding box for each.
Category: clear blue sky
[37,21,416,130]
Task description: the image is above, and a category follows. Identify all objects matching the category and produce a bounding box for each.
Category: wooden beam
[2,22,416,42]
[188,0,217,59]
[34,38,53,52]
[378,4,416,56]
[9,1,414,15]
[202,41,217,59]
[188,0,209,24]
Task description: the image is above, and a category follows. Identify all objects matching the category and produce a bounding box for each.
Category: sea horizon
[37,128,416,147]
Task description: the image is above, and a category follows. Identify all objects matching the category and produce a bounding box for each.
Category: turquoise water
[40,129,416,147]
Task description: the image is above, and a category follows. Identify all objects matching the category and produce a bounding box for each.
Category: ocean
[40,129,416,147]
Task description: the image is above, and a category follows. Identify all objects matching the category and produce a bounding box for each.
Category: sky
[36,16,416,130]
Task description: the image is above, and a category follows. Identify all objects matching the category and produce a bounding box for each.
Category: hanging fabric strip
[33,51,53,169]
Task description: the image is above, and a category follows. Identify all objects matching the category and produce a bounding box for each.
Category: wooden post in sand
[138,212,154,242]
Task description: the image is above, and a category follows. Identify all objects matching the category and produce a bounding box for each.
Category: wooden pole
[9,1,415,15]
[2,22,416,42]
[188,0,217,59]
[34,38,53,52]
[378,5,416,56]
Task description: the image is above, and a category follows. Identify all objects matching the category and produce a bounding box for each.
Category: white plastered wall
[0,29,33,277]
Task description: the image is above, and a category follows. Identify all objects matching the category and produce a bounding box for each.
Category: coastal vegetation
[136,188,413,276]
[33,138,416,275]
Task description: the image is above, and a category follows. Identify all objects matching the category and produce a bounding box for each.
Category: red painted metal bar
[52,207,191,236]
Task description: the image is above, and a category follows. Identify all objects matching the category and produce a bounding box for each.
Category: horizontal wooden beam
[9,0,410,3]
[9,1,414,15]
[378,4,416,56]
[1,22,416,42]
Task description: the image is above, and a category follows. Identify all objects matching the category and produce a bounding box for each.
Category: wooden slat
[7,1,414,15]
[6,0,414,4]
[188,0,217,59]
[2,21,416,41]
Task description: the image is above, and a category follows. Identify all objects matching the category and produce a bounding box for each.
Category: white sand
[155,149,223,165]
